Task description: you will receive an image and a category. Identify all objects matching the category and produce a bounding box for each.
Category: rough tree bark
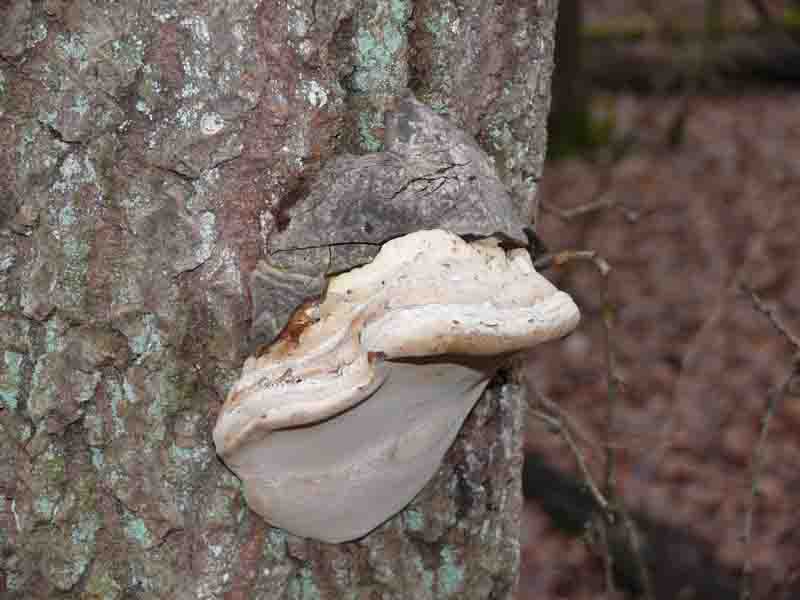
[0,1,558,598]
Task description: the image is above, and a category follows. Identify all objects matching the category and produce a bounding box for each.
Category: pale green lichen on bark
[298,78,329,108]
[423,12,452,36]
[264,527,289,560]
[30,21,48,47]
[110,34,146,71]
[68,513,101,578]
[123,512,155,548]
[437,545,465,595]
[54,33,89,69]
[29,441,67,523]
[357,110,384,152]
[414,1,460,112]
[128,313,164,356]
[50,153,97,193]
[0,350,24,411]
[0,67,7,115]
[350,0,411,151]
[402,507,424,531]
[288,566,322,600]
[81,565,124,600]
[72,93,90,116]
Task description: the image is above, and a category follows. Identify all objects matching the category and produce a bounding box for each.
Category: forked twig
[739,287,800,600]
[534,249,654,600]
[528,399,609,513]
[738,365,799,600]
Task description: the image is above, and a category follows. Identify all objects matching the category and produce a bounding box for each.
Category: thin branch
[542,194,621,221]
[618,499,653,600]
[528,404,609,513]
[601,270,618,498]
[535,248,655,600]
[739,364,800,600]
[739,289,800,600]
[742,286,800,352]
[533,249,611,275]
[533,250,615,488]
[541,127,641,224]
[595,513,618,597]
[527,399,615,597]
[535,388,604,457]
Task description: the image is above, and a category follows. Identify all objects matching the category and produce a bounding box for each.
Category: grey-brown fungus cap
[255,95,534,346]
[213,230,580,543]
[270,96,531,253]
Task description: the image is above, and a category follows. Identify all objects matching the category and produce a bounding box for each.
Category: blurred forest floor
[516,3,800,597]
[517,91,800,599]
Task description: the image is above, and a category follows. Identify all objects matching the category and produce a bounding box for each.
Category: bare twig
[534,388,604,457]
[739,289,800,600]
[542,194,621,221]
[528,397,618,596]
[598,255,656,600]
[595,513,618,597]
[742,286,800,352]
[528,402,609,513]
[739,365,800,600]
[533,249,610,275]
[534,248,655,600]
[618,500,653,600]
[601,271,618,497]
[534,251,616,483]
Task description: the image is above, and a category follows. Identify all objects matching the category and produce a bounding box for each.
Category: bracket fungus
[251,94,538,346]
[214,229,580,543]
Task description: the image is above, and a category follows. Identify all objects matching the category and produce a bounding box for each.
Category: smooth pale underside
[213,230,580,543]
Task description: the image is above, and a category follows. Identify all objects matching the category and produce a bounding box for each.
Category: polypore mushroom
[213,229,579,543]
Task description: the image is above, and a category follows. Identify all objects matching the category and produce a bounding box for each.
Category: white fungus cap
[213,229,580,543]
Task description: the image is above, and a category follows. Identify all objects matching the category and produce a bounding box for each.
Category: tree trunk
[547,0,590,159]
[0,1,558,598]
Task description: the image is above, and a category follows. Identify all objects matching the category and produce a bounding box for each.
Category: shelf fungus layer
[213,229,580,543]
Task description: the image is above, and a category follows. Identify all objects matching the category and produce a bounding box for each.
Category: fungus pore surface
[213,229,580,543]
